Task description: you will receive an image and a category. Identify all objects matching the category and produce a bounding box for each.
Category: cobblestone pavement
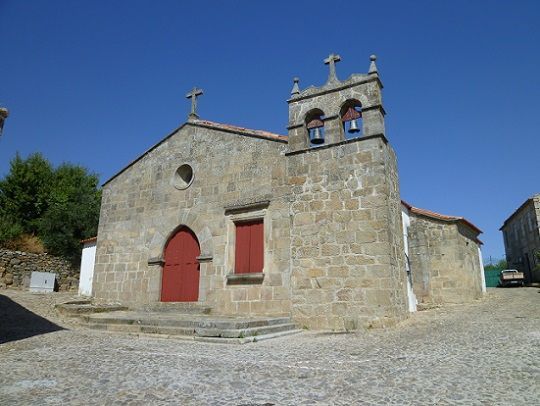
[0,288,539,405]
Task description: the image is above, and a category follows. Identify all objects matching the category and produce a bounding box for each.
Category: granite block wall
[286,136,408,330]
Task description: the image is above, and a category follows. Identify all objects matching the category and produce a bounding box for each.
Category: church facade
[92,55,484,330]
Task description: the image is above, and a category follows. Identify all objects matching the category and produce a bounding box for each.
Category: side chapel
[92,54,485,330]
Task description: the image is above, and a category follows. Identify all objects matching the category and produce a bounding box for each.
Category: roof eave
[499,197,535,230]
[102,122,187,187]
[404,201,482,234]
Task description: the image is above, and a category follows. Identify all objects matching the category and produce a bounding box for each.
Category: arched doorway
[161,227,200,302]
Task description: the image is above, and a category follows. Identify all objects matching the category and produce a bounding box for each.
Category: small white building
[79,237,97,296]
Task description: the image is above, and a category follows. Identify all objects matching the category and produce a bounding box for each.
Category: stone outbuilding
[92,54,484,330]
[401,202,485,305]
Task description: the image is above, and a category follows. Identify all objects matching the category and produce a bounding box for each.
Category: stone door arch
[161,226,200,302]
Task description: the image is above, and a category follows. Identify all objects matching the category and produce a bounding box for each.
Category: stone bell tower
[285,54,408,331]
[287,54,386,152]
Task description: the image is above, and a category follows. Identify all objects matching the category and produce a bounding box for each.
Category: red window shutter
[235,220,264,274]
[235,222,250,274]
[249,221,264,273]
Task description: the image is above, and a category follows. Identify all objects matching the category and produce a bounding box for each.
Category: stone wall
[408,216,483,304]
[287,136,408,330]
[0,249,79,291]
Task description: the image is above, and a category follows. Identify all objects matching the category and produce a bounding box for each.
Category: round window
[173,164,194,190]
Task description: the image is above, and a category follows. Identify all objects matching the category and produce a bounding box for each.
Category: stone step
[134,302,212,314]
[86,324,303,344]
[85,321,297,339]
[63,299,93,305]
[86,322,196,336]
[195,322,297,338]
[194,329,304,344]
[83,312,290,330]
[55,303,128,317]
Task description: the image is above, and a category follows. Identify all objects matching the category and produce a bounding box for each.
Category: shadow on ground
[0,294,64,344]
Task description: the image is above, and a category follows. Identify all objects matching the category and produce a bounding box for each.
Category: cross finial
[186,87,203,119]
[368,54,378,75]
[290,77,300,96]
[323,53,341,83]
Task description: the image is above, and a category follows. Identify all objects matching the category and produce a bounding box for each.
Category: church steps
[55,303,128,317]
[194,328,304,344]
[85,321,296,339]
[81,311,299,341]
[194,322,297,338]
[82,312,291,329]
[133,302,212,314]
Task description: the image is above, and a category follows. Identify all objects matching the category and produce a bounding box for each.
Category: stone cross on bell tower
[324,53,341,83]
[186,87,203,120]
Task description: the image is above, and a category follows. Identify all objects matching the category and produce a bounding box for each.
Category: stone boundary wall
[0,249,79,291]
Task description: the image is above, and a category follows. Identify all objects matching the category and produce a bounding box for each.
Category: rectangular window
[235,220,264,274]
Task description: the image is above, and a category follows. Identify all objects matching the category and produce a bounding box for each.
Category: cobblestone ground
[0,288,539,405]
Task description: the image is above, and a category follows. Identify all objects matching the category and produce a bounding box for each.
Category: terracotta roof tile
[402,200,482,234]
[191,119,288,142]
[80,236,97,244]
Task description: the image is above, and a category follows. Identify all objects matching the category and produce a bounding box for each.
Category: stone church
[92,54,485,330]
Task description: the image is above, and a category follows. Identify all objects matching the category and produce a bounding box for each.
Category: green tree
[0,152,53,235]
[0,211,24,243]
[38,164,101,263]
[0,153,101,264]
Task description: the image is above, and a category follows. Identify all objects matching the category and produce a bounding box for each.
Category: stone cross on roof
[186,87,203,119]
[324,53,341,83]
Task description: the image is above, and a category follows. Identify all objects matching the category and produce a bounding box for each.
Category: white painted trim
[401,204,417,312]
[79,241,96,296]
[478,246,487,293]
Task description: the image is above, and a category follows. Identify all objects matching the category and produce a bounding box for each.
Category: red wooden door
[161,227,200,302]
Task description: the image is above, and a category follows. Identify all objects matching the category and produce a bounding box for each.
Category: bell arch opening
[340,99,362,139]
[305,108,326,146]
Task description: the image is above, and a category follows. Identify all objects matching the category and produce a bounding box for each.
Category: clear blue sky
[1,0,539,261]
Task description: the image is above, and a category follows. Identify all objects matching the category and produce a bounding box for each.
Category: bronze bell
[348,119,360,134]
[311,127,324,144]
